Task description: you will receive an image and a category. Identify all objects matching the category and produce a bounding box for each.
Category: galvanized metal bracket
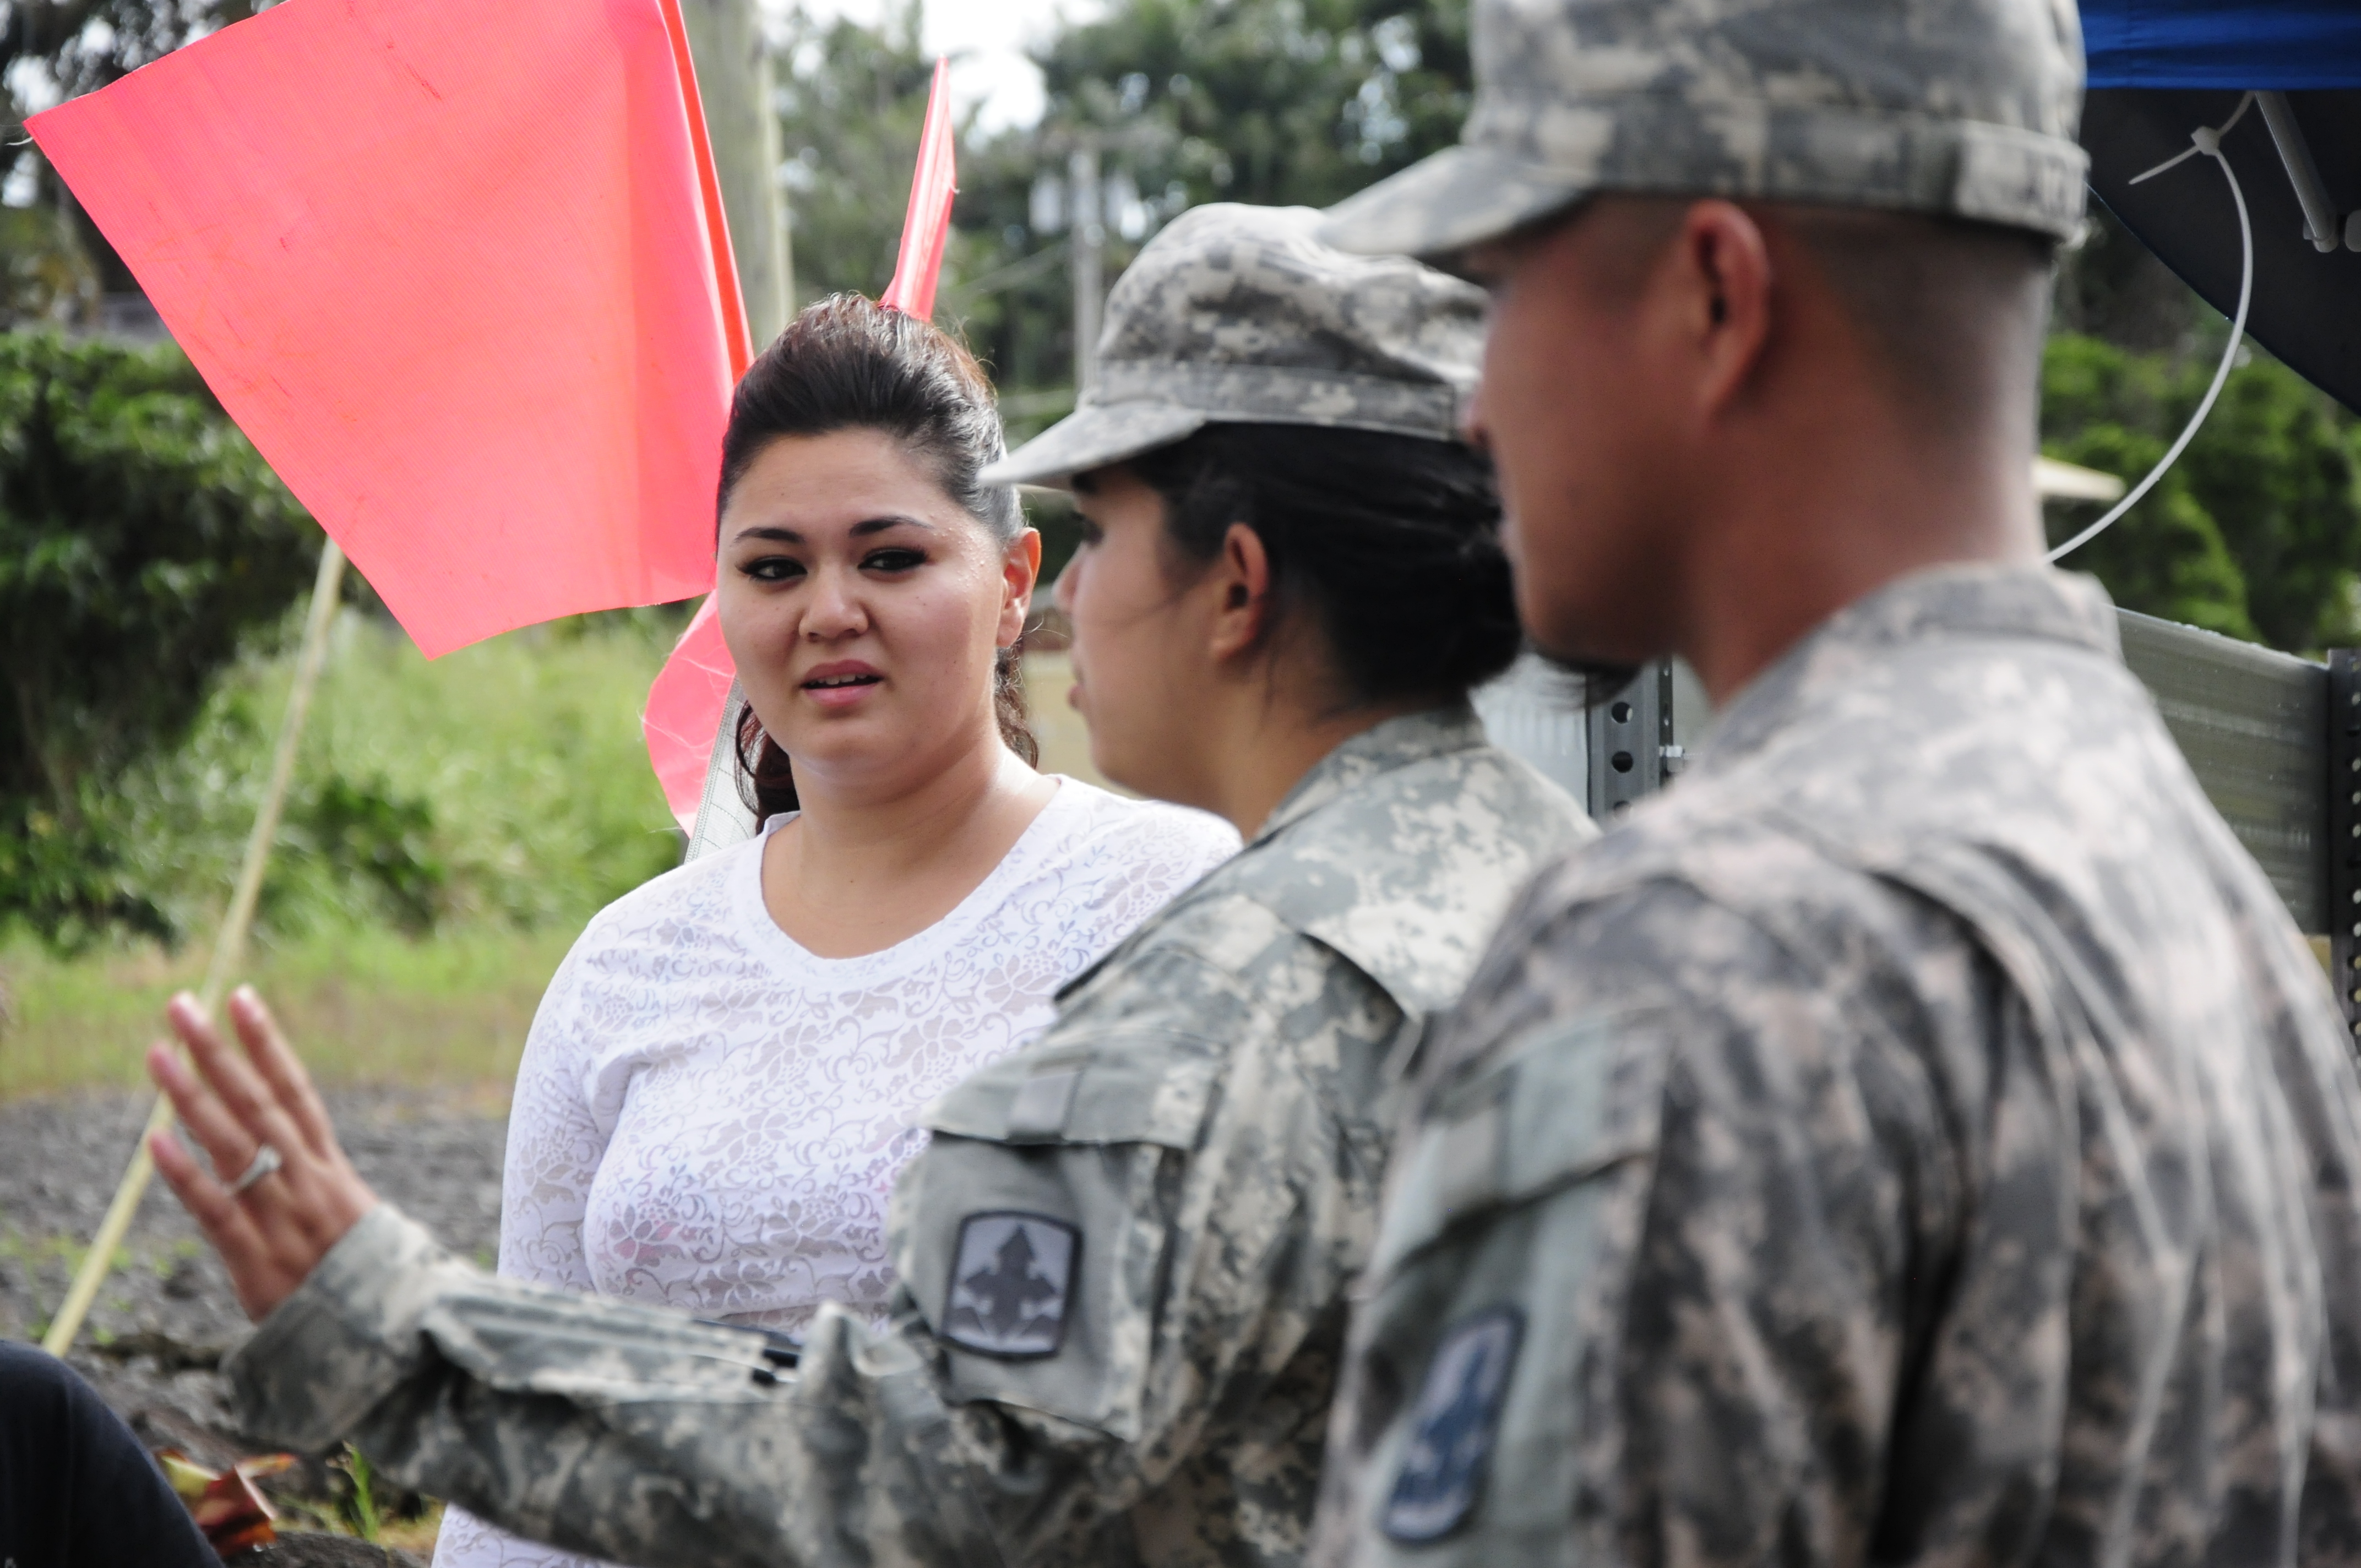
[1586,665,1663,820]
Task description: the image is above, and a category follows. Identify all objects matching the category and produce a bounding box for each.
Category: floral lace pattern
[431,779,1237,1568]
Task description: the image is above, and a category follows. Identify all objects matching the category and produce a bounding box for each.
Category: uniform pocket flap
[920,1029,1220,1151]
[1372,1010,1663,1277]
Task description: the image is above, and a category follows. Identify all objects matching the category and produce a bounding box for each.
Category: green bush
[95,612,683,948]
[2043,333,2361,652]
[0,330,322,947]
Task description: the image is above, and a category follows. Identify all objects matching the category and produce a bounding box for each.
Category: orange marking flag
[29,0,743,658]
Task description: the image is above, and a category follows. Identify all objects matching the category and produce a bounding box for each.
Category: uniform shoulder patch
[942,1211,1078,1359]
[1382,1306,1523,1543]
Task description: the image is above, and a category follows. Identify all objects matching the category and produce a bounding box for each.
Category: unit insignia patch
[942,1211,1078,1358]
[1381,1306,1524,1543]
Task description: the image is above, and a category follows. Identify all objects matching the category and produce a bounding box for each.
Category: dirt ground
[0,1085,510,1560]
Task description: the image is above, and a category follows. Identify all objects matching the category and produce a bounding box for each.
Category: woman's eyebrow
[730,514,935,547]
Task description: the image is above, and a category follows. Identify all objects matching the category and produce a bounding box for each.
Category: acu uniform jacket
[1314,567,2361,1568]
[224,705,1594,1568]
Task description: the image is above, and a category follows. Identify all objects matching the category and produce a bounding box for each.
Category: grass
[0,924,575,1099]
[1,625,1109,1101]
[97,609,687,942]
[3,611,682,1099]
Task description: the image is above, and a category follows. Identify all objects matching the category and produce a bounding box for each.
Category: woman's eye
[1075,520,1104,548]
[740,556,805,583]
[863,548,926,573]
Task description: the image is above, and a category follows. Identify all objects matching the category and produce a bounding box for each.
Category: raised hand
[146,986,380,1322]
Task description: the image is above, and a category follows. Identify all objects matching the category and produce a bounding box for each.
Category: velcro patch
[942,1211,1078,1359]
[1382,1306,1523,1543]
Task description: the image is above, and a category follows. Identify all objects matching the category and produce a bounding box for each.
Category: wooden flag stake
[42,538,349,1356]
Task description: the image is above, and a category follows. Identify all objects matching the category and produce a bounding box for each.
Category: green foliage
[288,774,449,936]
[91,613,682,947]
[0,331,321,945]
[774,3,947,306]
[773,0,1471,415]
[953,0,1470,406]
[334,1445,383,1542]
[2177,356,2361,651]
[1030,0,1470,208]
[2042,333,2361,652]
[0,207,98,329]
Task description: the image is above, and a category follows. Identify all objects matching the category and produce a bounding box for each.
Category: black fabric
[0,1340,220,1568]
[2085,88,2361,417]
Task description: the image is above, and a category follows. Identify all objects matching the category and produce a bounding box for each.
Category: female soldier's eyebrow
[730,515,937,546]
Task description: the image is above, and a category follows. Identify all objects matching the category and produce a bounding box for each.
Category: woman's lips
[801,662,882,710]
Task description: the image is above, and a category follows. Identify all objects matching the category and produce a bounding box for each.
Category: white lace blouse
[432,778,1238,1568]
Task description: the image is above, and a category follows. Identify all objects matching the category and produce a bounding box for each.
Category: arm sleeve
[227,939,1366,1568]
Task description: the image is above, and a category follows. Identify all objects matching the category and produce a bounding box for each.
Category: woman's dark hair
[1125,424,1520,707]
[721,294,1035,824]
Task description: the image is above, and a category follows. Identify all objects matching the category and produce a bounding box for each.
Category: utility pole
[1070,140,1103,394]
[680,0,793,347]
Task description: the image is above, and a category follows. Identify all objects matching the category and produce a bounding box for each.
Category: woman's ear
[1207,521,1272,662]
[998,527,1043,647]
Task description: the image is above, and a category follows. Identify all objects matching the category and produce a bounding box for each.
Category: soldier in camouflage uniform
[145,205,1596,1567]
[1308,0,2361,1564]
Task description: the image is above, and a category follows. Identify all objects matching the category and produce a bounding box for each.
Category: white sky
[773,0,1107,132]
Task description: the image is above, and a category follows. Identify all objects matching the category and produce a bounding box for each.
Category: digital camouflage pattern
[225,707,1595,1568]
[980,204,1484,488]
[1318,0,2088,261]
[1313,567,2361,1567]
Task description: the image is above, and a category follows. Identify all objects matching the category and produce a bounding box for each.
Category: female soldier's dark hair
[1126,424,1520,706]
[720,294,1035,824]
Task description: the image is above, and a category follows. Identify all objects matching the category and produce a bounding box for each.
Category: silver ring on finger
[227,1141,282,1197]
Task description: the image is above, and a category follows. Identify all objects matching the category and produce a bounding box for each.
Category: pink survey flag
[644,595,736,828]
[641,57,960,832]
[30,0,749,658]
[882,58,959,319]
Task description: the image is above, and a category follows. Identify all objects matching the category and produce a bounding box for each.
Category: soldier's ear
[1674,200,1774,418]
[1207,520,1274,662]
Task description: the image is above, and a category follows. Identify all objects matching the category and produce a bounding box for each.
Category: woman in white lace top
[433,298,1236,1568]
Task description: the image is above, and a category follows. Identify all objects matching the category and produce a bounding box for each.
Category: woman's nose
[802,567,867,638]
[1053,553,1081,614]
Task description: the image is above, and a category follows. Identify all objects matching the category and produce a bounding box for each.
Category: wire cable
[2049,94,2255,564]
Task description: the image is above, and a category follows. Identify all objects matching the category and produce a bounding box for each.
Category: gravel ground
[0,1085,509,1559]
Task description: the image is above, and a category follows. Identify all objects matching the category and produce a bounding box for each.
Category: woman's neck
[761,718,1058,959]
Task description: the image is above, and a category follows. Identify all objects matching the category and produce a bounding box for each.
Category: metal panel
[1475,614,2336,939]
[2116,611,2327,934]
[2329,651,2361,1034]
[1471,653,1590,804]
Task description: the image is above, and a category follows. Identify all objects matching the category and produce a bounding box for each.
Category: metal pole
[680,0,792,342]
[42,540,349,1356]
[2256,92,2344,254]
[1070,141,1103,395]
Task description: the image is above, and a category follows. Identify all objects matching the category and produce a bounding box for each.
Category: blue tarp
[2083,0,2361,90]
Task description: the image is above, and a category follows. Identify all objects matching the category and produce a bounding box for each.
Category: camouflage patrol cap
[980,203,1482,489]
[1319,0,2087,262]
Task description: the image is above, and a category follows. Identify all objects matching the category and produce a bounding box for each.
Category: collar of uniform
[1252,703,1489,846]
[1701,563,2120,771]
